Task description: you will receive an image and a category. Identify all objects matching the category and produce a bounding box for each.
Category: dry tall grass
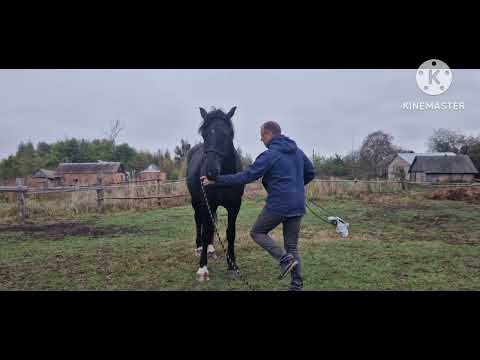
[306,180,404,200]
[1,181,190,221]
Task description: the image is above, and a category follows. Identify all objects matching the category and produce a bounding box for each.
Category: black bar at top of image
[2,2,476,68]
[0,25,476,69]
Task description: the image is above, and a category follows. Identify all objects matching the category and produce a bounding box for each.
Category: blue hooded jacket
[216,135,315,217]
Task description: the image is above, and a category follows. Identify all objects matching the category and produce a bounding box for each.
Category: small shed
[28,169,62,188]
[136,164,167,182]
[409,155,479,183]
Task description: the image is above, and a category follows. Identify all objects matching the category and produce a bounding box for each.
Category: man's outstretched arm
[303,151,315,185]
[205,151,274,186]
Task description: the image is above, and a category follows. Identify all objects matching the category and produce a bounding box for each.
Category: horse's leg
[196,210,210,281]
[196,203,217,281]
[193,202,202,256]
[207,208,218,260]
[226,203,241,275]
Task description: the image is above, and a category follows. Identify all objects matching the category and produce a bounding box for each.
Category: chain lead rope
[200,182,256,291]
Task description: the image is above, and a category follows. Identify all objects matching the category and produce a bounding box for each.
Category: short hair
[261,121,282,136]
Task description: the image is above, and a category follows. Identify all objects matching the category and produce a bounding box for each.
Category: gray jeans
[250,207,303,290]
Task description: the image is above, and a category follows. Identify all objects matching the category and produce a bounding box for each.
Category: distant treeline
[0,138,253,181]
[1,128,479,182]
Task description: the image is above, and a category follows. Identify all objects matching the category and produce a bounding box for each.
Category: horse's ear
[199,107,208,119]
[227,106,237,118]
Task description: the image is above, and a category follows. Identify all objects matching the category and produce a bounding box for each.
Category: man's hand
[200,176,216,186]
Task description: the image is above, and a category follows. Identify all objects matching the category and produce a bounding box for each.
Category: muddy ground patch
[0,222,154,240]
[424,187,480,203]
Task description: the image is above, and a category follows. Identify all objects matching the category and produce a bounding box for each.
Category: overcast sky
[1,69,479,162]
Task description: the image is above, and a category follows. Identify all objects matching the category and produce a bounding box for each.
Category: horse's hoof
[228,269,241,279]
[196,266,209,282]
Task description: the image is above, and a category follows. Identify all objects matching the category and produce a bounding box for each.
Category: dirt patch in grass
[403,214,451,229]
[360,193,434,211]
[401,213,456,235]
[425,187,480,203]
[0,222,153,240]
[393,212,479,245]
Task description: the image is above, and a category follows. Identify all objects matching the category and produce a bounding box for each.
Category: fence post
[96,176,104,213]
[16,178,27,222]
[156,179,161,206]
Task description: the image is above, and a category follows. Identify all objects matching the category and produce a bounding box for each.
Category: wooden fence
[0,177,190,222]
[1,177,480,222]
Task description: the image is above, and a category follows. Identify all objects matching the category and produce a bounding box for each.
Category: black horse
[186,106,245,281]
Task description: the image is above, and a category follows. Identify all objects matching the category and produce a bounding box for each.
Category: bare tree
[174,139,192,164]
[428,128,480,174]
[102,120,124,159]
[427,128,465,154]
[344,150,361,179]
[108,120,124,145]
[359,130,397,178]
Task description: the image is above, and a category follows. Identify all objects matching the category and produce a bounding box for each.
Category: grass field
[1,194,480,290]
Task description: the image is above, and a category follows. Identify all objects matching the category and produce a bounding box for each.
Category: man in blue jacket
[201,121,315,291]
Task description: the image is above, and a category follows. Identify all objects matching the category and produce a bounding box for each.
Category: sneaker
[278,254,298,280]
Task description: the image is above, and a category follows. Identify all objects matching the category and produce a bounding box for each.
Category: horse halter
[203,148,227,158]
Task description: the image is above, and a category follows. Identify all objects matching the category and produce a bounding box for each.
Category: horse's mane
[186,143,203,164]
[198,107,235,139]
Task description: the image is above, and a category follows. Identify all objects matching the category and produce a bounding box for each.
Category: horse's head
[199,106,237,180]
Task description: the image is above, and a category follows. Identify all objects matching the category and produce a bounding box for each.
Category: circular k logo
[416,59,452,96]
